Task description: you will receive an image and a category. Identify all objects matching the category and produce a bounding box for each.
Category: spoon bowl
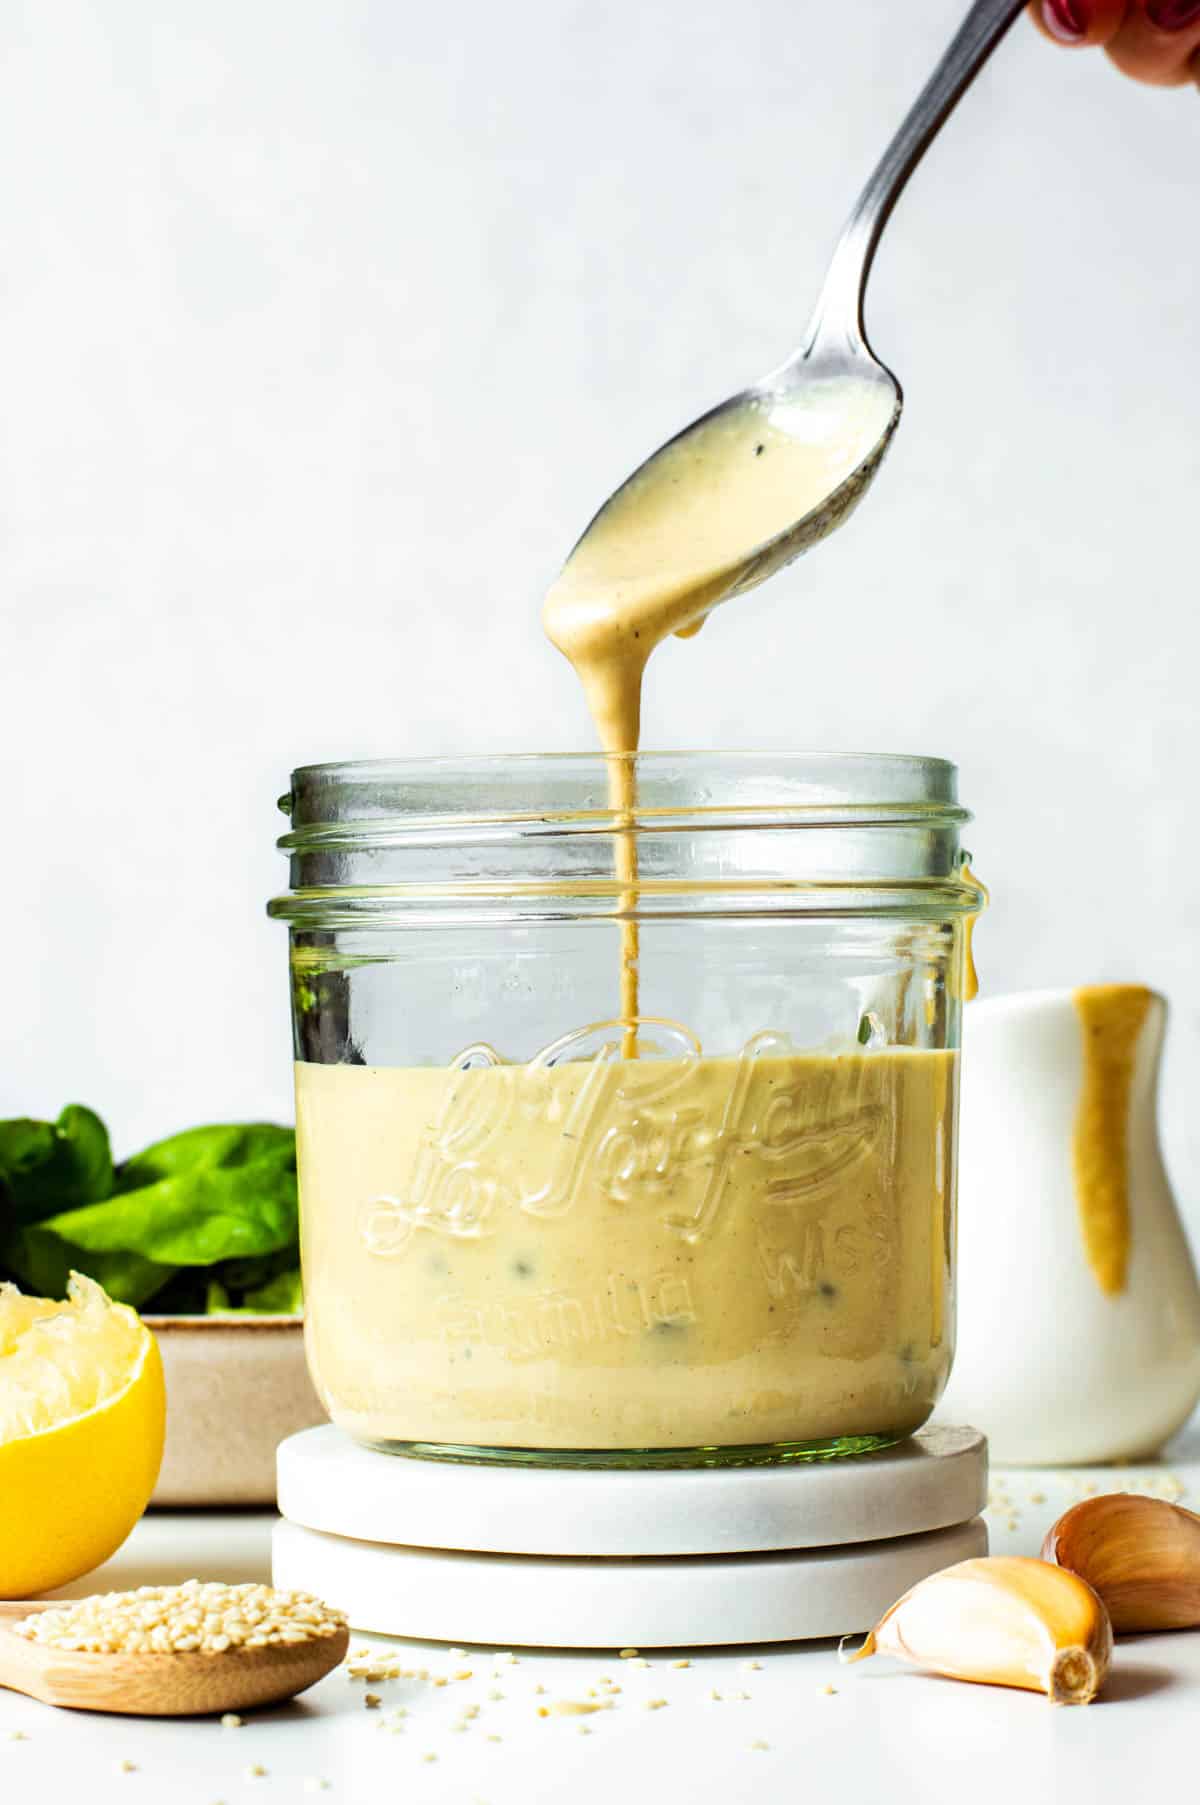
[0,1600,349,1717]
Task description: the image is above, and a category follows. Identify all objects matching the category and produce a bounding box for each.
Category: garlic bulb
[842,1556,1112,1704]
[1043,1493,1200,1632]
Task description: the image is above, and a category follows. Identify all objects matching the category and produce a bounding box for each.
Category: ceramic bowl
[146,1316,327,1507]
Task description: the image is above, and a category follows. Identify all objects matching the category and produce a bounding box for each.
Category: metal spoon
[0,1600,349,1717]
[566,0,1028,597]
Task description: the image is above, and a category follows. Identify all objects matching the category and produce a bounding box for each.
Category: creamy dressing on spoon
[543,381,896,1034]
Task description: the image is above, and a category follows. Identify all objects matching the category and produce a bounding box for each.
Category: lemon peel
[0,1272,165,1597]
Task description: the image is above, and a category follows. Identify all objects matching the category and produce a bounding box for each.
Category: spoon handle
[808,0,1028,350]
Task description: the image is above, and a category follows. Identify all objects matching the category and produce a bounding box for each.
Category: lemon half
[0,1272,166,1598]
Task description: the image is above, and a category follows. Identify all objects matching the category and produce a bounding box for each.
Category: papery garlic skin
[1043,1493,1200,1633]
[843,1556,1112,1705]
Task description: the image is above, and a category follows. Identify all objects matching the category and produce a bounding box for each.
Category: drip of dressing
[960,863,987,1002]
[1072,983,1153,1296]
[544,384,893,1040]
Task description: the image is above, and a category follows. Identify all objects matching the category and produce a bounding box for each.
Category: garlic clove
[841,1556,1111,1704]
[1042,1492,1200,1633]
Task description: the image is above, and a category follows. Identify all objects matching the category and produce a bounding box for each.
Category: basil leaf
[0,1223,175,1308]
[44,1123,297,1267]
[204,1266,303,1315]
[0,1105,113,1226]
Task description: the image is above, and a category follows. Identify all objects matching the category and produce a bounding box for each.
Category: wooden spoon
[0,1601,349,1716]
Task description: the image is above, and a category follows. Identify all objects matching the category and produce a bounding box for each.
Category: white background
[2,3,1197,1223]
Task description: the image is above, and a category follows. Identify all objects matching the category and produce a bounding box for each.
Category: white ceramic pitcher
[939,986,1200,1465]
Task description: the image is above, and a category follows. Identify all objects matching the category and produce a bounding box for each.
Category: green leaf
[42,1123,297,1268]
[0,1105,113,1226]
[213,1248,300,1294]
[0,1223,175,1308]
[241,1267,303,1313]
[203,1266,303,1315]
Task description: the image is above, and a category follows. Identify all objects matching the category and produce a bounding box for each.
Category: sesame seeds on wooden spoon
[0,1583,349,1717]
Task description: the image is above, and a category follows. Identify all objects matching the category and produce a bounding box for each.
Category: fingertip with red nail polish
[1146,0,1200,30]
[1040,0,1091,43]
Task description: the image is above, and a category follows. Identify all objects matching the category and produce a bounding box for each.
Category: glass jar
[269,753,980,1468]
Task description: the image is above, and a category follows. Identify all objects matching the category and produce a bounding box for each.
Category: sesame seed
[11,1584,345,1655]
[644,1698,668,1711]
[669,1659,691,1669]
[364,1694,381,1710]
[114,1759,137,1774]
[220,1714,243,1729]
[750,1739,770,1751]
[245,1764,268,1779]
[453,1669,474,1681]
[817,1683,837,1696]
[618,1648,639,1659]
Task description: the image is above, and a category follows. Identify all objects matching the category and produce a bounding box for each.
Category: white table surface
[5,1426,1200,1805]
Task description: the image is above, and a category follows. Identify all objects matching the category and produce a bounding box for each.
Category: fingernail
[1040,0,1089,40]
[1147,0,1200,28]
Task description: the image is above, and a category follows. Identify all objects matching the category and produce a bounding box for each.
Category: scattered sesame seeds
[114,1759,137,1774]
[1030,1491,1046,1504]
[364,1694,381,1710]
[12,1582,345,1656]
[628,1657,650,1668]
[244,1764,268,1779]
[742,1660,762,1672]
[618,1648,639,1659]
[708,1689,722,1702]
[550,1701,605,1716]
[453,1668,474,1681]
[644,1698,668,1711]
[817,1683,838,1696]
[749,1739,770,1752]
[670,1659,691,1669]
[220,1714,244,1730]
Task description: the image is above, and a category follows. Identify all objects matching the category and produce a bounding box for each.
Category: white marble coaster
[277,1423,987,1558]
[272,1514,988,1646]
